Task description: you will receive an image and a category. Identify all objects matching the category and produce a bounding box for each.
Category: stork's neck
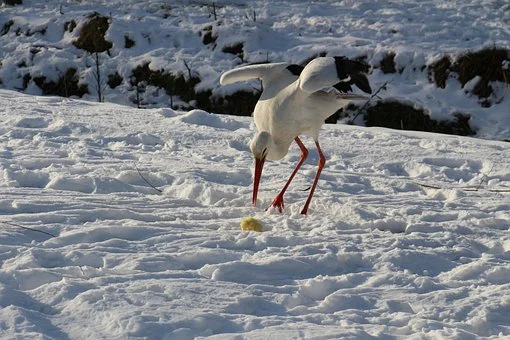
[267,138,290,161]
[250,131,290,161]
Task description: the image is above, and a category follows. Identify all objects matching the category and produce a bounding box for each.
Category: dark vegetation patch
[210,90,260,116]
[326,103,359,124]
[428,56,451,89]
[361,100,475,136]
[129,62,199,103]
[452,47,509,103]
[1,20,14,36]
[33,68,88,97]
[124,35,135,48]
[2,0,22,5]
[64,20,77,33]
[107,72,123,89]
[1,20,47,37]
[22,73,31,89]
[29,47,41,59]
[379,52,397,74]
[200,24,217,46]
[127,62,260,114]
[427,47,510,105]
[222,42,244,61]
[73,12,112,53]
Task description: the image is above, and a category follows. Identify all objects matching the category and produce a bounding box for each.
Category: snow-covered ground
[1,89,509,338]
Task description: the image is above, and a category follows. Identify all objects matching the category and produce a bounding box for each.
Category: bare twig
[415,181,510,193]
[135,165,163,193]
[211,2,217,21]
[183,59,193,80]
[348,80,389,124]
[92,51,105,102]
[1,221,56,238]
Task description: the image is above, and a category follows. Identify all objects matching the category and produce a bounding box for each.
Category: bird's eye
[262,147,267,156]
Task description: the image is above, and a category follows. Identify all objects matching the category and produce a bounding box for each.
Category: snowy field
[1,89,510,339]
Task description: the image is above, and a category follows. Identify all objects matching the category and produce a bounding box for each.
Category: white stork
[220,57,372,214]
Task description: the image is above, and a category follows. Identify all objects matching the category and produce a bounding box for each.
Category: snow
[0,0,509,338]
[1,88,509,338]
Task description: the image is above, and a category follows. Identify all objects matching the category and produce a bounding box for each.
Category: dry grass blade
[1,221,56,238]
[135,165,163,193]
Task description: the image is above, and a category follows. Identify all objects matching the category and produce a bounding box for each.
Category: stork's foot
[268,194,285,213]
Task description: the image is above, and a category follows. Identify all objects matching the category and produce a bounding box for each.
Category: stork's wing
[220,62,301,85]
[299,57,372,94]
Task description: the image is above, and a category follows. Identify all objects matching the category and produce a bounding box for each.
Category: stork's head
[249,131,271,206]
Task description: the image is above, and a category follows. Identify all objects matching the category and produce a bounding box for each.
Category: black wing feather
[333,57,372,94]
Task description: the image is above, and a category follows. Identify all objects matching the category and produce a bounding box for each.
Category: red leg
[269,137,308,212]
[301,141,326,215]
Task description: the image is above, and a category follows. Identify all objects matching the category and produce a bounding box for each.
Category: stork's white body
[254,81,357,161]
[220,57,371,214]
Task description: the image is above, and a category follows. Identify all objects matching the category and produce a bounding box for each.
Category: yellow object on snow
[240,217,264,232]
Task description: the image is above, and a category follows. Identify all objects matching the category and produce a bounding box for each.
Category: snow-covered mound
[1,89,509,338]
[0,0,509,140]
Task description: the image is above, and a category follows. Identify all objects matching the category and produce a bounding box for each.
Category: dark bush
[130,63,199,103]
[222,42,244,61]
[211,90,260,116]
[2,0,22,5]
[124,35,135,48]
[73,12,112,53]
[33,68,88,97]
[22,74,31,89]
[428,56,451,89]
[64,20,77,33]
[107,72,123,89]
[363,100,475,136]
[452,47,510,100]
[1,20,14,36]
[200,25,217,46]
[379,52,397,74]
[128,62,261,115]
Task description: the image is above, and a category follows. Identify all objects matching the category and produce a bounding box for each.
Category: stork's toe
[269,194,285,213]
